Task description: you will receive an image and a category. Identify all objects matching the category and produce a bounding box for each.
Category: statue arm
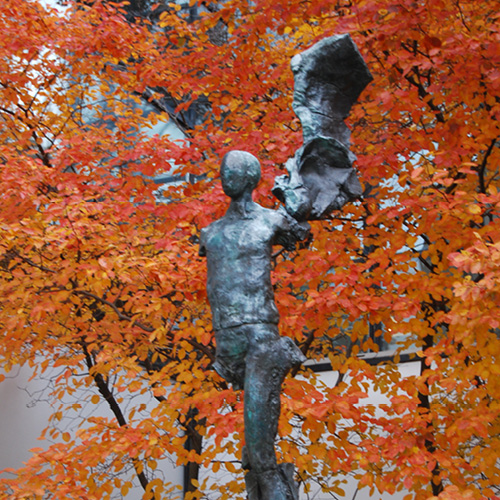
[273,208,311,251]
[272,157,312,222]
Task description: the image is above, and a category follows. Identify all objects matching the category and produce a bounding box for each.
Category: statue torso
[200,203,285,330]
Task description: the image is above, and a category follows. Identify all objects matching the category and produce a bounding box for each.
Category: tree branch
[74,289,215,361]
[80,341,155,496]
[10,249,56,274]
[477,136,498,194]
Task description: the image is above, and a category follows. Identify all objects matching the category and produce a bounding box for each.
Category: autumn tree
[0,0,499,499]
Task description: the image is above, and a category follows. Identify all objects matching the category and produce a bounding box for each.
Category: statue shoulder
[253,204,287,226]
[201,216,226,236]
[199,218,223,256]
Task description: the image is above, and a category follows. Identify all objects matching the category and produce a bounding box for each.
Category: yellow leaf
[467,204,481,215]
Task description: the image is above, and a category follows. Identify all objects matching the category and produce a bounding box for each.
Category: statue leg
[243,325,305,500]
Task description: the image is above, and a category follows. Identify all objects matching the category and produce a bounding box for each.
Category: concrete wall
[0,366,51,474]
[0,365,183,499]
[1,362,419,499]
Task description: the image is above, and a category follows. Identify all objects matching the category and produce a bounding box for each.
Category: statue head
[220,150,261,199]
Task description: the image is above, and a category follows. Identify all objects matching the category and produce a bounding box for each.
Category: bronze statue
[199,35,372,500]
[200,150,308,499]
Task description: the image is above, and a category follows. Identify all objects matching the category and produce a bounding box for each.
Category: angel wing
[273,34,372,220]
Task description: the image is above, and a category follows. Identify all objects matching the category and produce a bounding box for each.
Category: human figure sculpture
[199,35,372,500]
[199,150,308,500]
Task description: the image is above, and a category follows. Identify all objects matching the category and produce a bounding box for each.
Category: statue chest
[205,217,275,261]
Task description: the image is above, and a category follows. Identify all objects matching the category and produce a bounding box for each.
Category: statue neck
[227,191,255,218]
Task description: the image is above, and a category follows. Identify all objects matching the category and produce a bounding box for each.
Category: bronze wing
[273,34,372,220]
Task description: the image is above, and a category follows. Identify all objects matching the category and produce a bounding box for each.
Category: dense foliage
[0,0,499,498]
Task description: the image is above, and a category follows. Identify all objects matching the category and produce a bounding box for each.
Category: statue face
[220,151,261,199]
[221,161,249,199]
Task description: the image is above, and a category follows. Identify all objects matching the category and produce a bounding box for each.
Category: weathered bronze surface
[273,34,372,221]
[199,35,371,500]
[200,150,308,499]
